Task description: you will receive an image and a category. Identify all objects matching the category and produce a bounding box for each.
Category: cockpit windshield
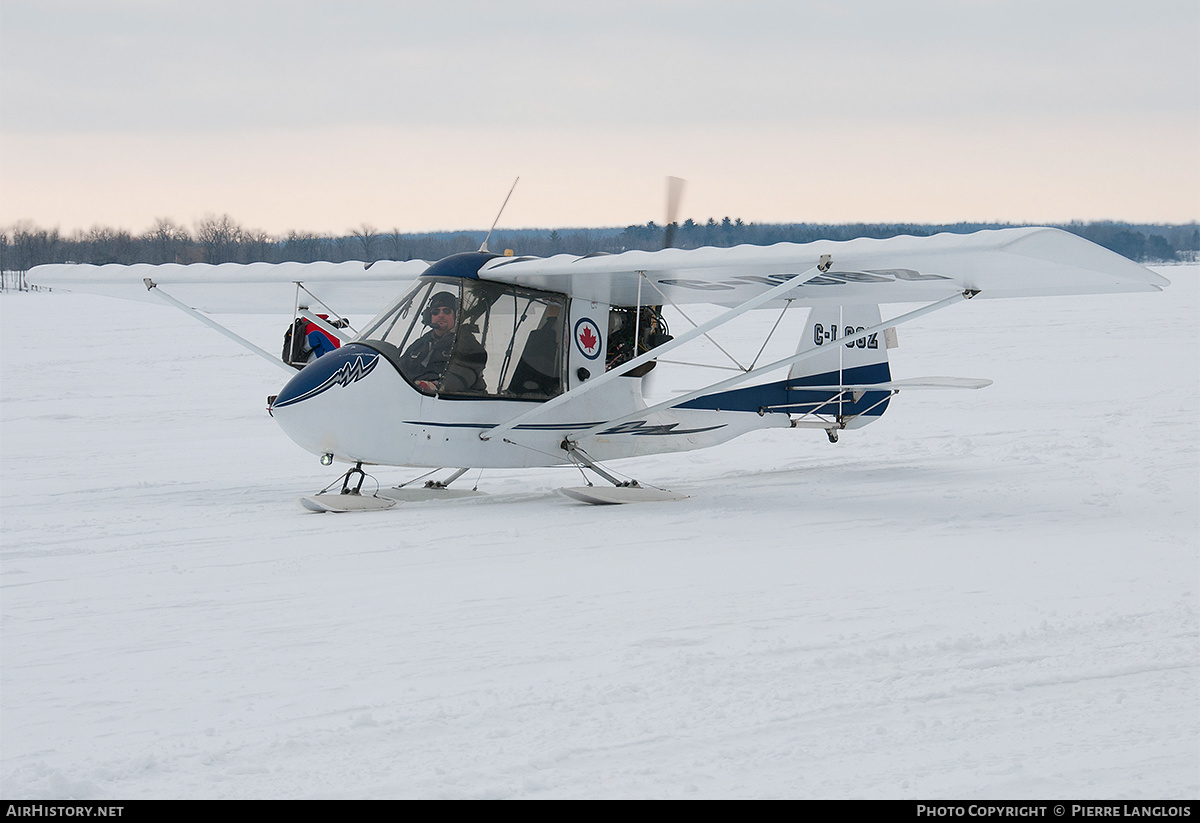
[357,279,446,352]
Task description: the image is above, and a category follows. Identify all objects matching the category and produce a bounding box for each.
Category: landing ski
[377,487,488,502]
[299,493,396,513]
[557,486,688,505]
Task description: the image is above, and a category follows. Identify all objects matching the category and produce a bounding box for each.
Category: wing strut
[143,278,295,374]
[567,290,977,444]
[297,309,352,345]
[480,261,830,441]
[295,281,358,339]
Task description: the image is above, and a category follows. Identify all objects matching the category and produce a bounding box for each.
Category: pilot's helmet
[424,291,459,324]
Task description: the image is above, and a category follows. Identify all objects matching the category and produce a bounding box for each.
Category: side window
[450,281,567,399]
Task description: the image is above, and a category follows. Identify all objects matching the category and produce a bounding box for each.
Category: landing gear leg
[378,468,487,502]
[425,467,469,490]
[339,462,368,495]
[557,444,688,505]
[565,445,637,489]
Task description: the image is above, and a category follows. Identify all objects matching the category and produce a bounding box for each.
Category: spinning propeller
[640,176,686,398]
[662,176,686,250]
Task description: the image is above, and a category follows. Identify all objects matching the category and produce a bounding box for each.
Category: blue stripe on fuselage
[677,363,892,416]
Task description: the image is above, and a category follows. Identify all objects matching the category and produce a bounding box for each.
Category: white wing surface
[26,228,1167,315]
[26,260,430,314]
[480,227,1167,306]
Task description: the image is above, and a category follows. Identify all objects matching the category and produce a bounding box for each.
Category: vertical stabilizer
[675,304,894,425]
[787,305,892,427]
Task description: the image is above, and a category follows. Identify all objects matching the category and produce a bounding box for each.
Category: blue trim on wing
[676,363,892,416]
[271,344,381,409]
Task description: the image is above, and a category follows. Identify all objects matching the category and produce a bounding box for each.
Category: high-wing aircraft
[27,224,1169,510]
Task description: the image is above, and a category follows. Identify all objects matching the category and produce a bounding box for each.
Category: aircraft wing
[26,228,1167,313]
[478,227,1168,307]
[25,259,430,314]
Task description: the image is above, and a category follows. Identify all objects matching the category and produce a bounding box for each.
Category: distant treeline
[2,215,1196,272]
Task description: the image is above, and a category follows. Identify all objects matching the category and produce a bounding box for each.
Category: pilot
[399,291,486,394]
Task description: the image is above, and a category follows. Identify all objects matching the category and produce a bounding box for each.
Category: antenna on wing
[662,176,686,250]
[479,177,520,253]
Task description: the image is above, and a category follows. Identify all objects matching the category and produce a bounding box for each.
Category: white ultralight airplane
[28,222,1168,511]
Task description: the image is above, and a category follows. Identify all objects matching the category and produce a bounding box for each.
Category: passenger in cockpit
[399,291,486,394]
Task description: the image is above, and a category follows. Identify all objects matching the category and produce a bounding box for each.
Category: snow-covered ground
[1,267,1196,799]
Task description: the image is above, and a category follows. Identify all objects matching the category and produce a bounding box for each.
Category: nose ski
[299,462,397,513]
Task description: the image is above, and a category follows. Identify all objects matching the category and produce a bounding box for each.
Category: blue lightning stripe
[271,345,380,409]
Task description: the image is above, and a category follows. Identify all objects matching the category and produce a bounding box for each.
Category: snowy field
[1,266,1196,799]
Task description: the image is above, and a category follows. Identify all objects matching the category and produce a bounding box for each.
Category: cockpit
[357,277,568,400]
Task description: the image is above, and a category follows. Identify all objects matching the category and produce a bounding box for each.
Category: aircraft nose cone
[270,343,382,410]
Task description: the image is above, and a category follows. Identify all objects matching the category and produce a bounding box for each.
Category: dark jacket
[400,329,487,393]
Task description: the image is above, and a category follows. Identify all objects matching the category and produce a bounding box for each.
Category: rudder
[787,305,893,428]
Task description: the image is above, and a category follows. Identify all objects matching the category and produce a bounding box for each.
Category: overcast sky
[2,0,1197,235]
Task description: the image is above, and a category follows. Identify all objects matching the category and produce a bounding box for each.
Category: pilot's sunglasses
[431,306,454,315]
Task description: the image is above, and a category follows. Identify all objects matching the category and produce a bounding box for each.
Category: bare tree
[386,228,410,261]
[350,223,379,262]
[283,230,325,263]
[6,221,61,271]
[242,227,275,263]
[77,225,135,264]
[194,214,243,264]
[145,218,191,264]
